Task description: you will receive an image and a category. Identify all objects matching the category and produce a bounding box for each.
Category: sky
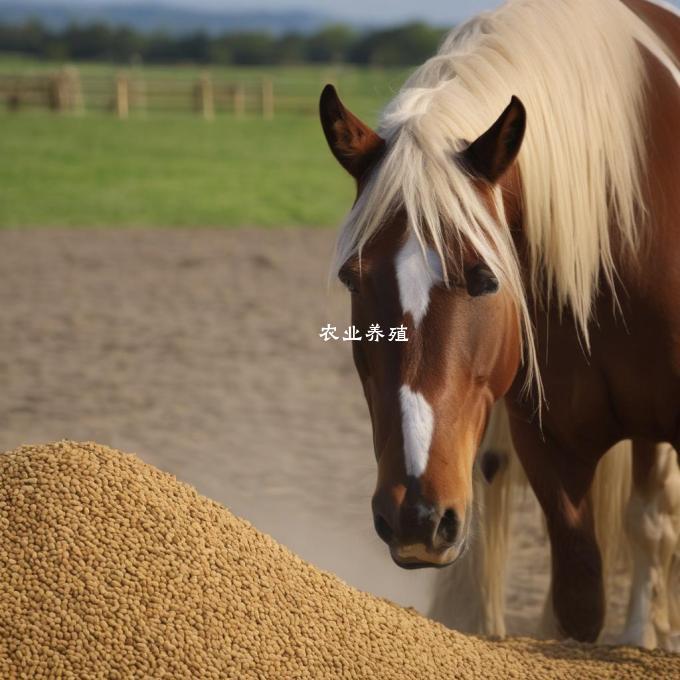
[31,0,507,24]
[176,1,505,24]
[27,0,680,24]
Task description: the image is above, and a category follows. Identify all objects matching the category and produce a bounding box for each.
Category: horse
[318,0,680,645]
[428,403,680,649]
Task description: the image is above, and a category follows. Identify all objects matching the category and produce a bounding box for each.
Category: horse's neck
[509,52,680,442]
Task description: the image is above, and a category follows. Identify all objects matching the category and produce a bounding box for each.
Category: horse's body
[501,0,680,643]
[430,406,680,649]
[504,0,680,643]
[319,0,680,644]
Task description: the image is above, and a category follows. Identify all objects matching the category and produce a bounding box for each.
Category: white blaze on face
[395,232,443,327]
[395,232,440,478]
[399,385,434,478]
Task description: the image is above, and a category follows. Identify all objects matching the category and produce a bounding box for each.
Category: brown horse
[428,407,680,649]
[319,0,679,643]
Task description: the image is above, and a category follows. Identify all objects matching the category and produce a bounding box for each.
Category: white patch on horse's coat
[620,490,663,648]
[399,385,434,478]
[619,444,680,650]
[395,232,443,327]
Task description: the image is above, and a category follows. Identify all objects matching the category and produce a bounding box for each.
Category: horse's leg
[619,440,680,651]
[537,441,633,640]
[509,415,604,642]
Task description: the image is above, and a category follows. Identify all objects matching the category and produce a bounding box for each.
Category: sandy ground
[0,228,626,637]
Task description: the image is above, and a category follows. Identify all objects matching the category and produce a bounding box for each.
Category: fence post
[46,69,82,113]
[115,73,129,119]
[55,67,83,114]
[261,77,273,119]
[196,73,214,120]
[233,84,245,118]
[66,67,84,114]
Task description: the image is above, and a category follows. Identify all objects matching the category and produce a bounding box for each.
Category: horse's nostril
[436,508,459,546]
[374,514,394,544]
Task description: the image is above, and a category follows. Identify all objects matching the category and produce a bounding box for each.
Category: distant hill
[0,2,336,35]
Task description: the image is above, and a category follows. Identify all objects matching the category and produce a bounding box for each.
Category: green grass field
[0,58,410,227]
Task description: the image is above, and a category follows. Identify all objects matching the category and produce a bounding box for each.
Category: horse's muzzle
[372,494,467,568]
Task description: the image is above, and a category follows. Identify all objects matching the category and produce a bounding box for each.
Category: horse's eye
[339,272,359,294]
[465,264,499,297]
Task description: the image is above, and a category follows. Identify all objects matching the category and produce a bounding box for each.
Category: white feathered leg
[619,442,680,651]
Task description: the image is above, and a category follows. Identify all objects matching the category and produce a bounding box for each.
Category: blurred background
[3,0,668,633]
[0,0,507,229]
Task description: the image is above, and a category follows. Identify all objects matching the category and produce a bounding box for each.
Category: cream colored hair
[332,0,676,398]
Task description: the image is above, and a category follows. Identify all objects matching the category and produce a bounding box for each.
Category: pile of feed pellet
[0,442,677,679]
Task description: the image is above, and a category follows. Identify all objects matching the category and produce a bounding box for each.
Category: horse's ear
[462,96,526,183]
[319,84,385,180]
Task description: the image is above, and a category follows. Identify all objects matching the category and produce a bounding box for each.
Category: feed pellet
[0,441,677,678]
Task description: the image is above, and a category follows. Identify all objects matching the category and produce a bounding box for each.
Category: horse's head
[320,85,526,568]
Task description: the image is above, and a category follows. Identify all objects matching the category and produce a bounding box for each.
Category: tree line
[0,21,448,66]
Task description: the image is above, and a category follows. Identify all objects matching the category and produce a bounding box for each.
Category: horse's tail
[476,403,526,637]
[590,440,633,629]
[428,402,519,636]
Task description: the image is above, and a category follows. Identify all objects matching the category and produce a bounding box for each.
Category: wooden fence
[0,68,290,118]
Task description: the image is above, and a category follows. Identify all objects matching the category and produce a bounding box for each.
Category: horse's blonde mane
[333,0,675,397]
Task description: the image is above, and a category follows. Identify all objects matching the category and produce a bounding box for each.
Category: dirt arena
[0,228,628,637]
